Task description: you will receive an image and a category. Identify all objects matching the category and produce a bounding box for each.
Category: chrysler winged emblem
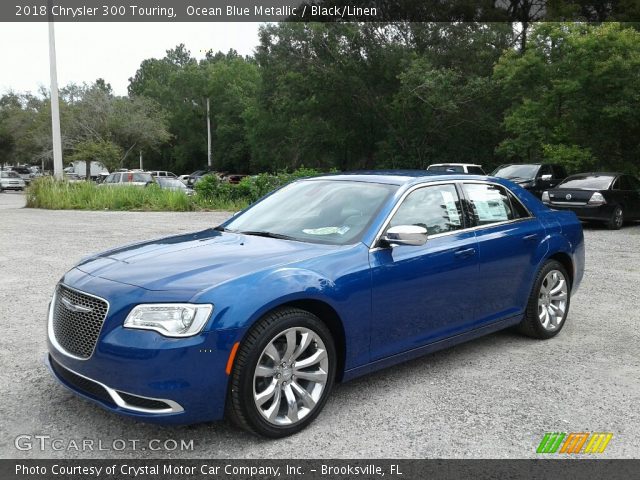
[61,297,93,313]
[565,194,572,200]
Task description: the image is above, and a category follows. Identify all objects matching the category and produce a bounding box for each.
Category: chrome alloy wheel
[537,269,568,331]
[253,327,329,426]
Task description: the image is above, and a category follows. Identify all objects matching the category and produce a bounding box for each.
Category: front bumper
[46,273,243,424]
[547,203,614,221]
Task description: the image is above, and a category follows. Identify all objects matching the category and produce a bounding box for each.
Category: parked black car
[542,173,640,230]
[492,163,567,198]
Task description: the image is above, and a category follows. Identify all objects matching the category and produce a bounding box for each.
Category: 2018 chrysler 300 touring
[46,171,585,437]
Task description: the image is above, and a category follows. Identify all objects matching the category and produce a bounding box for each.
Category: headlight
[124,304,213,337]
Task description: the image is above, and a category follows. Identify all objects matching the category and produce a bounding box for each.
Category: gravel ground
[0,191,638,459]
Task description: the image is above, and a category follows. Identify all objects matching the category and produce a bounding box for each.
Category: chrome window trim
[47,284,110,362]
[48,358,184,414]
[369,179,535,252]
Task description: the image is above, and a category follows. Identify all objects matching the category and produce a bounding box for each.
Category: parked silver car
[0,171,26,191]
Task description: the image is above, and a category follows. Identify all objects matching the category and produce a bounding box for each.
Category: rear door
[461,182,546,324]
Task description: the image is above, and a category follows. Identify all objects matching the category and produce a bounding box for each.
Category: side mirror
[540,174,553,181]
[382,225,428,247]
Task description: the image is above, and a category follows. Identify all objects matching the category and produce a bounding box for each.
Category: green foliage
[27,168,324,211]
[495,23,640,174]
[194,167,324,204]
[68,139,123,174]
[27,177,194,211]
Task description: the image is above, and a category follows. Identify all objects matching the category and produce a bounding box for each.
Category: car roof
[308,170,497,186]
[428,163,482,167]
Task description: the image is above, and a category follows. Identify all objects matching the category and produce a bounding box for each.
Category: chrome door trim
[369,179,535,252]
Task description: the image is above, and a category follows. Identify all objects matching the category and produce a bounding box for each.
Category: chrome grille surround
[49,284,109,360]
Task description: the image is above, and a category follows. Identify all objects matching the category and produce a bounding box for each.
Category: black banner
[2,459,640,480]
[4,0,640,22]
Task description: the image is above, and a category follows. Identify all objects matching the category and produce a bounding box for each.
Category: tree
[68,139,122,179]
[495,23,640,174]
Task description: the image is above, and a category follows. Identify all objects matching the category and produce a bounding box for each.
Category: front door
[369,183,480,361]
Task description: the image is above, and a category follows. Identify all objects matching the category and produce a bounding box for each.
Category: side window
[612,177,620,190]
[552,166,566,179]
[105,174,117,184]
[538,165,552,177]
[468,166,485,175]
[628,176,640,191]
[463,183,520,226]
[388,184,463,236]
[619,176,632,191]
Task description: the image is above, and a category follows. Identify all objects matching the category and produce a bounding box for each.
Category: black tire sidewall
[608,206,623,230]
[232,310,336,438]
[525,260,571,339]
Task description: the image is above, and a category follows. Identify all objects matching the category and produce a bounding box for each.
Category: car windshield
[222,179,398,245]
[558,175,614,190]
[427,165,464,173]
[1,171,20,178]
[492,164,539,180]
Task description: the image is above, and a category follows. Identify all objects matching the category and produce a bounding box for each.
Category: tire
[517,260,571,339]
[227,307,336,438]
[606,206,624,230]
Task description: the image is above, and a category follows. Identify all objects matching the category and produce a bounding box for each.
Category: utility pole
[139,151,143,170]
[48,5,64,179]
[206,97,212,169]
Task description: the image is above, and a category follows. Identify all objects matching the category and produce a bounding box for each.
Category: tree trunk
[85,159,91,181]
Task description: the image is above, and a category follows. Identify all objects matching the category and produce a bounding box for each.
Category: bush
[27,168,329,212]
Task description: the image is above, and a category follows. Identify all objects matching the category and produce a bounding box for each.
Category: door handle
[454,247,476,258]
[523,234,539,242]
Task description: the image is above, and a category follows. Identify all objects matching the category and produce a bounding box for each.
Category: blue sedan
[46,171,584,437]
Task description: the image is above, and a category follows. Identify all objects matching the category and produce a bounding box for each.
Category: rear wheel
[517,260,570,339]
[606,206,624,230]
[227,308,336,438]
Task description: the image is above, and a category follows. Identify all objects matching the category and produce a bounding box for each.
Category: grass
[26,177,249,212]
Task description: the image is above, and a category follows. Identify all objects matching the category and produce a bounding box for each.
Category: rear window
[559,175,614,190]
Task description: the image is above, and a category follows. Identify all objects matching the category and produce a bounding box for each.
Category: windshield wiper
[214,226,234,232]
[240,230,297,241]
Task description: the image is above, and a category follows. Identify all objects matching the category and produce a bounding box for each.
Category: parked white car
[0,171,26,191]
[149,170,177,178]
[98,171,154,187]
[427,163,486,174]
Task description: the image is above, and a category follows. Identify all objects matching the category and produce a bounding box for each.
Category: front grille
[52,284,108,359]
[49,355,114,406]
[117,391,171,410]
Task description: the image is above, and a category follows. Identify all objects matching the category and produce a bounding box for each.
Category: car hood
[75,229,343,293]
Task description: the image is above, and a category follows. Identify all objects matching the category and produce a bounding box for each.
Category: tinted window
[627,176,640,190]
[618,176,632,190]
[552,165,567,179]
[463,183,519,225]
[468,166,485,175]
[389,184,463,235]
[538,165,552,177]
[559,175,614,190]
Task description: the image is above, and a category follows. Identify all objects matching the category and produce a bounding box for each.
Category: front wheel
[606,206,624,230]
[227,308,336,438]
[517,260,570,339]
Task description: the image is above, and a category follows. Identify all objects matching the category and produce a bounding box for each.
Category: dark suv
[492,163,567,198]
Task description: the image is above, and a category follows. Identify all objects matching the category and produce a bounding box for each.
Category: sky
[0,22,261,96]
